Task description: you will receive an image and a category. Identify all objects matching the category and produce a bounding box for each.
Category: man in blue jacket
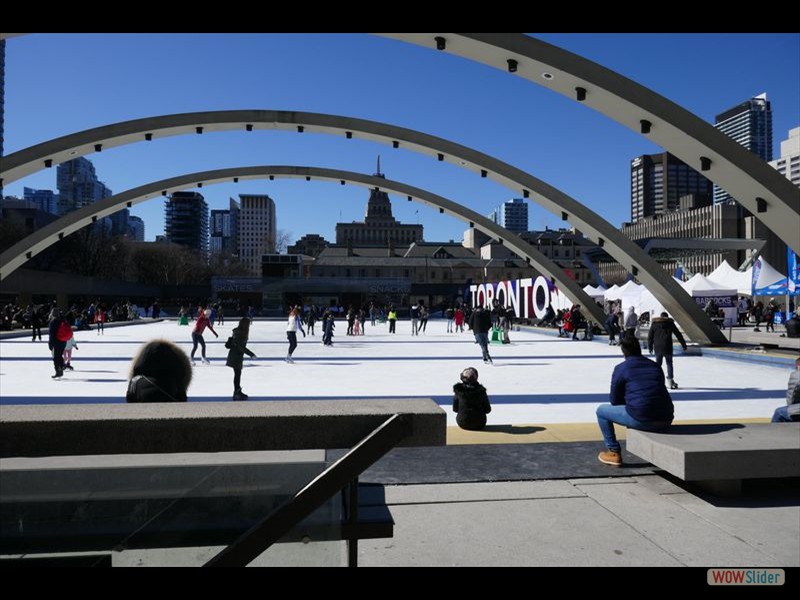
[596,335,674,466]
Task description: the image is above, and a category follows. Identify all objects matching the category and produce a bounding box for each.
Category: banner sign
[788,248,800,296]
[469,276,571,319]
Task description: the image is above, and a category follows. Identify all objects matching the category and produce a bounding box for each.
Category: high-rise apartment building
[127,215,145,241]
[238,194,276,275]
[630,153,712,222]
[487,198,529,233]
[211,197,240,256]
[713,93,773,204]
[23,187,58,215]
[56,157,112,216]
[769,127,800,188]
[165,191,209,255]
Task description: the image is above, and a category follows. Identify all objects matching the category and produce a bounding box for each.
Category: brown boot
[598,449,622,466]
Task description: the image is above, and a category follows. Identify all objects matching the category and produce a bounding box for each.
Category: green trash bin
[490,326,503,344]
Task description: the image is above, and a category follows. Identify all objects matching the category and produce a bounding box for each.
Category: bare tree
[275,229,293,254]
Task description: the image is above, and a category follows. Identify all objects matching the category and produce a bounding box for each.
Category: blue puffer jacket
[610,356,674,422]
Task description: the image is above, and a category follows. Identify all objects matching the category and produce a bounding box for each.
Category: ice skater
[286,306,306,363]
[226,318,256,400]
[468,305,493,364]
[647,312,687,389]
[191,306,218,365]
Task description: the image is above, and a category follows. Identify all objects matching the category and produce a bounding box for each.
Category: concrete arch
[0,165,606,323]
[0,109,727,343]
[378,33,800,253]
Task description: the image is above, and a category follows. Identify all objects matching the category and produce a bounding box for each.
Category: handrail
[204,413,412,567]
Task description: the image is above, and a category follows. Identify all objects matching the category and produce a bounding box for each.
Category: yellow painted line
[446,417,772,446]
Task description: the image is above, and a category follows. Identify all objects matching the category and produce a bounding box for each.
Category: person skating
[647,312,688,390]
[286,306,306,363]
[226,318,256,400]
[468,305,493,364]
[191,306,218,365]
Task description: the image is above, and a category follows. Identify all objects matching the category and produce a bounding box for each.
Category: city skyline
[3,33,798,245]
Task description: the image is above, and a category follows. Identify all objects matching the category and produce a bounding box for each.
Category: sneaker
[286,356,294,363]
[598,450,622,466]
[202,358,211,364]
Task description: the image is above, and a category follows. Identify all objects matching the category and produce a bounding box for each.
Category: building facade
[487,198,529,234]
[287,233,330,258]
[211,197,240,256]
[127,215,145,242]
[23,187,58,215]
[769,127,800,188]
[56,157,112,216]
[713,93,773,205]
[164,191,209,255]
[334,166,423,247]
[238,194,276,275]
[630,153,713,222]
[599,202,743,284]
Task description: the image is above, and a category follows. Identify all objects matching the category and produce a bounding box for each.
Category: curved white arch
[0,109,726,343]
[0,166,607,323]
[378,33,800,254]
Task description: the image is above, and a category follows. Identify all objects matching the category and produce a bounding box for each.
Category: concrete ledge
[627,423,800,481]
[0,399,446,458]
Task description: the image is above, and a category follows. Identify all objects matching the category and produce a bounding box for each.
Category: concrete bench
[626,423,800,494]
[0,399,445,565]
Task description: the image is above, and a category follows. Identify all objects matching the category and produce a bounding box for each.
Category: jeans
[596,404,672,453]
[771,406,799,422]
[654,353,674,379]
[191,332,206,358]
[287,331,298,356]
[474,332,490,360]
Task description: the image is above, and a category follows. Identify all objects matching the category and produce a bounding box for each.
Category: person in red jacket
[191,306,218,366]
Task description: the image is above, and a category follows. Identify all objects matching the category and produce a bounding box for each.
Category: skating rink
[0,319,790,426]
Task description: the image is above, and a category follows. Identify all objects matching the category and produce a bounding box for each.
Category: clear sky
[3,33,799,244]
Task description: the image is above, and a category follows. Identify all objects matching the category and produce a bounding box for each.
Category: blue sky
[4,33,799,243]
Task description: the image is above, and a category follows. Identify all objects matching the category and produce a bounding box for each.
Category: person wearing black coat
[468,306,493,364]
[225,318,256,400]
[126,339,192,403]
[453,367,492,430]
[647,312,687,389]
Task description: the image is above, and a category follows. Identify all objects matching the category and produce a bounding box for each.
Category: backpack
[56,321,73,342]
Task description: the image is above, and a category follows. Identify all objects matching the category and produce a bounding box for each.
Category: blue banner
[788,248,800,296]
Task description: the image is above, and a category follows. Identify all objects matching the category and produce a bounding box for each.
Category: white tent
[682,274,738,326]
[603,284,622,302]
[708,260,753,297]
[636,277,685,320]
[752,256,787,294]
[582,284,606,299]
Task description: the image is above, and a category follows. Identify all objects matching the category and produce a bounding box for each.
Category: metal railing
[204,413,411,567]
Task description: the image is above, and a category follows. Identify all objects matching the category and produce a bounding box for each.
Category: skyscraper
[487,198,529,233]
[713,93,773,204]
[630,153,713,222]
[56,157,112,216]
[23,187,58,215]
[211,197,240,255]
[127,215,145,241]
[165,191,209,255]
[769,127,800,188]
[238,194,276,275]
